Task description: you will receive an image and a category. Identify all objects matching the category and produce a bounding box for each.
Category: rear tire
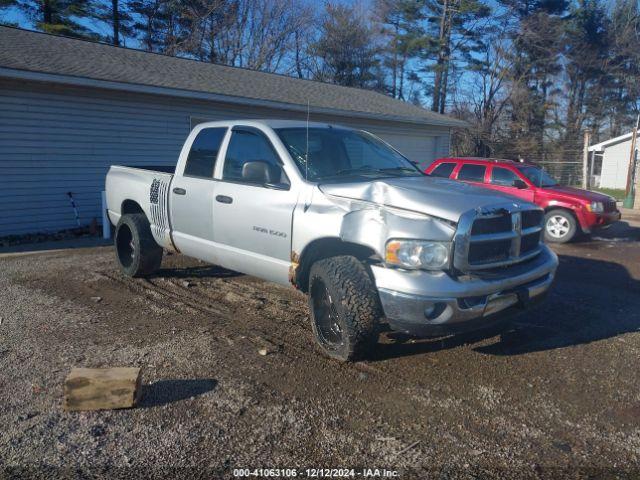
[544,209,577,243]
[115,213,163,277]
[308,256,382,362]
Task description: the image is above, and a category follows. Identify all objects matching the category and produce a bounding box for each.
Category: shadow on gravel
[476,254,640,356]
[371,254,640,361]
[139,379,217,408]
[153,264,242,280]
[575,221,640,243]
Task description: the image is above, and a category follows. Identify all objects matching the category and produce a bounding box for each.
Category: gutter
[0,66,469,129]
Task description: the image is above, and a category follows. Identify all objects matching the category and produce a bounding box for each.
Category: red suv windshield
[518,166,558,188]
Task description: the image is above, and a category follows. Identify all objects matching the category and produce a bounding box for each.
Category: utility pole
[623,115,639,209]
[582,130,590,190]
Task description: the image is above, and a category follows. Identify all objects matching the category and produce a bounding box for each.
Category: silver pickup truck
[106,119,558,361]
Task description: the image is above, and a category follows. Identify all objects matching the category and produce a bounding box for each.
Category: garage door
[379,134,434,164]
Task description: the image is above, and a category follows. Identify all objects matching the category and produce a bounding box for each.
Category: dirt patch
[1,221,639,478]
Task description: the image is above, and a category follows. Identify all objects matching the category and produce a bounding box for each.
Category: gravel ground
[0,217,639,479]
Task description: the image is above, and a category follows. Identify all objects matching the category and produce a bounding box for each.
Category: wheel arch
[121,199,146,216]
[292,237,379,293]
[544,205,583,231]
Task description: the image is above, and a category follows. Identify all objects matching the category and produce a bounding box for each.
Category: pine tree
[374,0,425,99]
[499,0,568,158]
[605,0,640,136]
[311,3,381,88]
[94,0,134,45]
[423,0,491,114]
[562,0,609,144]
[1,0,98,38]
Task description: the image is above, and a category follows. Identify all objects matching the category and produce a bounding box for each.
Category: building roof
[0,26,466,128]
[588,132,634,151]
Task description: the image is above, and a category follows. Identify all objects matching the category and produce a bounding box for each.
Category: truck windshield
[275,127,423,182]
[518,166,558,187]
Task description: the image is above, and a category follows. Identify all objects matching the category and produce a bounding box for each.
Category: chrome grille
[522,210,544,229]
[453,204,544,272]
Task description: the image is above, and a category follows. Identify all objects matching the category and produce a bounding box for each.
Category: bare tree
[451,23,516,156]
[188,0,314,73]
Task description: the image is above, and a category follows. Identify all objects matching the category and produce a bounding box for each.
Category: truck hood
[318,176,529,223]
[543,185,613,203]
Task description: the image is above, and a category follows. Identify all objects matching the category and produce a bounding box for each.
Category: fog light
[424,304,436,317]
[424,302,446,320]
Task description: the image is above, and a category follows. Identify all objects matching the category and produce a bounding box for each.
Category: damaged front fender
[290,185,457,289]
[339,205,456,259]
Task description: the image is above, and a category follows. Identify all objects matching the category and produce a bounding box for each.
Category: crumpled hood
[318,176,531,223]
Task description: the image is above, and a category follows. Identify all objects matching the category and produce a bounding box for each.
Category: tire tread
[309,255,382,361]
[115,213,163,277]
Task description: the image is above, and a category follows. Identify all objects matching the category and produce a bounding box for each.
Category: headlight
[385,240,451,270]
[587,201,604,213]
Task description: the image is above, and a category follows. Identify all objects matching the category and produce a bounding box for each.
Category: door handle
[173,187,186,195]
[216,195,233,204]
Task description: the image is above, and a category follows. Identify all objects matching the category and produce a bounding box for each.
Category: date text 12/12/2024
[233,468,400,478]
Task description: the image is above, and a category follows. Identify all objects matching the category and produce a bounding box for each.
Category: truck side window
[223,129,288,185]
[184,127,227,178]
[430,162,456,178]
[491,167,519,186]
[457,164,486,183]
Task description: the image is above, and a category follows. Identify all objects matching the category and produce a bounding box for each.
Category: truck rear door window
[430,162,456,178]
[457,164,486,183]
[184,127,227,178]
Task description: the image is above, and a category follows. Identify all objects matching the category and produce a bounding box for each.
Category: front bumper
[579,209,621,233]
[372,245,558,337]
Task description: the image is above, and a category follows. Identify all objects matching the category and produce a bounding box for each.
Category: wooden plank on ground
[64,367,142,411]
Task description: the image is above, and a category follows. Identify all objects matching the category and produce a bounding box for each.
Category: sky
[0,0,492,106]
[0,0,372,48]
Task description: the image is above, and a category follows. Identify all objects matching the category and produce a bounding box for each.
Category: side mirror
[513,179,528,189]
[242,161,289,188]
[242,161,279,184]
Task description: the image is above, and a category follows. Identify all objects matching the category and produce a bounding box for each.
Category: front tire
[308,256,382,362]
[544,209,577,243]
[115,213,163,277]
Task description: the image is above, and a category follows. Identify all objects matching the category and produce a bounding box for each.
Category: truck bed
[115,165,176,174]
[105,164,175,250]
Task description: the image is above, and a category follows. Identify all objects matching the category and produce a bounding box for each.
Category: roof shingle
[0,26,465,127]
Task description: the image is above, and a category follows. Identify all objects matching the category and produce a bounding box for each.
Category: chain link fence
[536,161,584,186]
[450,132,590,188]
[489,147,586,187]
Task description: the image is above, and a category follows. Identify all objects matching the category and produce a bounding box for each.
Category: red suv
[425,157,621,243]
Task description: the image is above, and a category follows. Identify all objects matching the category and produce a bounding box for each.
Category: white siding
[0,78,450,236]
[599,140,634,190]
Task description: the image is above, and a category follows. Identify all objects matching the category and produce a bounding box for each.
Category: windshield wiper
[316,165,420,181]
[314,168,382,180]
[335,166,420,177]
[334,166,382,175]
[380,167,422,176]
